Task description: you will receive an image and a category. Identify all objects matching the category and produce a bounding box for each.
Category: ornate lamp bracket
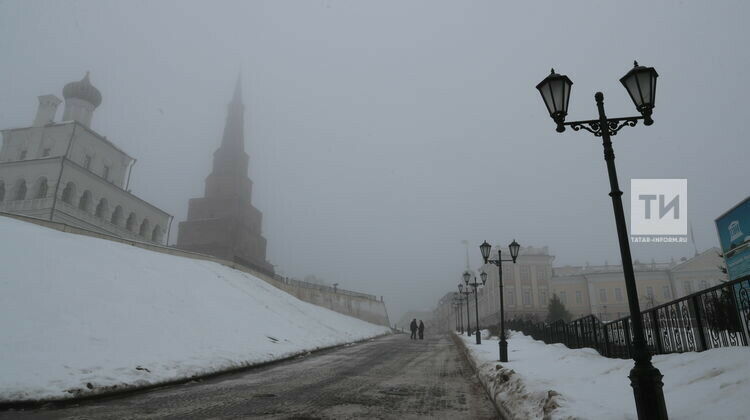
[566,116,642,137]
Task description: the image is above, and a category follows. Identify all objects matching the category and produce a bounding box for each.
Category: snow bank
[0,216,390,403]
[459,331,750,419]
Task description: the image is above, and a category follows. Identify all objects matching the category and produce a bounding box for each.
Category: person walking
[418,320,425,340]
[409,318,418,340]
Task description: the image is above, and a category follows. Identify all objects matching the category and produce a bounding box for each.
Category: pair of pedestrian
[409,319,425,340]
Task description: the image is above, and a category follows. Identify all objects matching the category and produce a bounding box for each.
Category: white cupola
[62,72,102,127]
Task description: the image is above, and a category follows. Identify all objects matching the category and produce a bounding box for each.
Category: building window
[535,266,547,282]
[599,288,608,303]
[615,288,623,302]
[139,219,150,237]
[520,265,531,283]
[0,181,5,202]
[522,289,531,305]
[19,150,27,160]
[646,286,654,298]
[35,178,48,199]
[42,148,51,157]
[559,291,567,305]
[83,155,92,170]
[126,213,137,232]
[539,290,548,306]
[95,198,108,219]
[576,290,582,304]
[503,265,514,282]
[507,288,516,306]
[683,281,693,295]
[61,182,75,204]
[103,165,110,181]
[662,286,671,299]
[152,225,163,243]
[111,205,123,226]
[78,190,92,212]
[13,180,27,201]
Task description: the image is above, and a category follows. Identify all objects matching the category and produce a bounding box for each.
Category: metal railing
[272,275,380,301]
[507,276,750,358]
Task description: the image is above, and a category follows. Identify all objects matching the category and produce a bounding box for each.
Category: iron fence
[272,275,380,301]
[507,276,750,358]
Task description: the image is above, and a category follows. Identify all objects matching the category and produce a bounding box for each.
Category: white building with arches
[0,73,171,244]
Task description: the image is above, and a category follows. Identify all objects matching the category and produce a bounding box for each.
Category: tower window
[103,165,110,181]
[19,150,27,160]
[83,155,92,169]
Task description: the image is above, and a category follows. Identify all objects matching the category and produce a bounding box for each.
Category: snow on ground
[0,216,390,403]
[460,330,750,420]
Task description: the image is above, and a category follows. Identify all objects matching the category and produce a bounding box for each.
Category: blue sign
[716,196,750,281]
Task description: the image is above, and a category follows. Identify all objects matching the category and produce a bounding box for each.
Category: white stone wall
[53,162,169,244]
[0,158,170,245]
[68,125,131,187]
[1,122,132,188]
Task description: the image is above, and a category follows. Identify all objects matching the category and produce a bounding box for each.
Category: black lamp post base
[476,331,481,345]
[629,364,668,419]
[499,339,508,363]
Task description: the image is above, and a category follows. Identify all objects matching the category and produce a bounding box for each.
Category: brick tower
[177,76,274,274]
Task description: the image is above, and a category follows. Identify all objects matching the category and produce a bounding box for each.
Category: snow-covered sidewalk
[458,331,750,419]
[0,216,390,403]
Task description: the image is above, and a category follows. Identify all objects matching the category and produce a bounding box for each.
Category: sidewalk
[458,330,750,419]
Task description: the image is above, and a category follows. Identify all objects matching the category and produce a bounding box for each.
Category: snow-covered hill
[0,215,390,403]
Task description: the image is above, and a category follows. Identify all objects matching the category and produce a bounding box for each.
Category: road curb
[450,332,511,420]
[0,332,393,411]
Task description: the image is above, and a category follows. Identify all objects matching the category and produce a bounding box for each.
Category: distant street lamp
[452,293,464,333]
[536,62,667,420]
[458,283,472,336]
[464,271,486,344]
[479,240,520,362]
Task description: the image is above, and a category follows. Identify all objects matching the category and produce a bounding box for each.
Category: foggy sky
[1,0,749,321]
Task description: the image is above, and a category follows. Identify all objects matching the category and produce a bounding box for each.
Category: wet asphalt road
[1,334,499,420]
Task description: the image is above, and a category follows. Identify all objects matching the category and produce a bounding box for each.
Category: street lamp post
[453,301,458,332]
[454,294,464,334]
[479,240,520,362]
[458,283,472,336]
[464,271,486,344]
[536,62,667,420]
[458,296,464,334]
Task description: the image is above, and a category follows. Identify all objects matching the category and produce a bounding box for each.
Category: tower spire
[219,74,246,152]
[231,72,243,105]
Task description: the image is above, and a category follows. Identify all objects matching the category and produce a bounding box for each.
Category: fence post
[728,282,749,346]
[690,295,708,351]
[623,318,632,359]
[602,324,610,357]
[591,315,601,351]
[651,309,664,355]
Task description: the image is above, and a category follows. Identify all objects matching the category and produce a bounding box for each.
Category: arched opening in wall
[111,205,123,226]
[126,212,137,232]
[152,225,163,243]
[139,219,150,237]
[61,182,76,204]
[95,198,108,219]
[35,177,48,199]
[13,179,27,201]
[0,181,5,202]
[78,190,92,213]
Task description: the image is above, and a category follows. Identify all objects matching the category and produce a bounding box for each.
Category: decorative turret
[32,95,62,127]
[62,72,101,127]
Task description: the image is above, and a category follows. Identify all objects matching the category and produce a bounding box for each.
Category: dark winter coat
[410,320,418,331]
